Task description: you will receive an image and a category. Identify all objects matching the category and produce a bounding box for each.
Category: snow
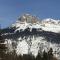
[8,17,60,57]
[4,36,60,59]
[5,39,13,52]
[11,18,60,33]
[43,18,60,24]
[14,21,29,32]
[16,36,60,57]
[40,18,60,33]
[41,23,60,33]
[2,15,60,59]
[29,23,42,29]
[16,40,28,55]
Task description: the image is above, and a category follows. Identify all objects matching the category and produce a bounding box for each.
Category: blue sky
[0,0,60,28]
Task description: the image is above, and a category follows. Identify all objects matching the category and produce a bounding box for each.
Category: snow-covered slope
[11,14,41,32]
[11,15,60,33]
[41,18,60,33]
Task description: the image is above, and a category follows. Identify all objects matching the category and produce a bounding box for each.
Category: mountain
[41,18,60,33]
[0,14,60,60]
[11,14,60,33]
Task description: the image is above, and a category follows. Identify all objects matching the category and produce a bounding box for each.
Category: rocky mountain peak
[18,14,39,23]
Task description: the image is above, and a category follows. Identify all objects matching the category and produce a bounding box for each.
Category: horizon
[0,0,60,28]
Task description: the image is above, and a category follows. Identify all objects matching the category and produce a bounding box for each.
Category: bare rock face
[18,14,38,23]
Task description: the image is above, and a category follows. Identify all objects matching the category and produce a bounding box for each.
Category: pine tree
[36,52,42,60]
[42,50,48,60]
[48,48,53,60]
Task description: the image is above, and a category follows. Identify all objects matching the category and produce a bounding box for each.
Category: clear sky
[0,0,60,28]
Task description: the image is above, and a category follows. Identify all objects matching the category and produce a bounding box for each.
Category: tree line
[0,30,58,60]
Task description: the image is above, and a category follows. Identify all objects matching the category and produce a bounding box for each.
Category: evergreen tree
[48,48,53,60]
[42,50,48,60]
[36,52,42,60]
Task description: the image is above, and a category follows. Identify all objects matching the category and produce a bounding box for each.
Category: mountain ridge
[0,14,60,59]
